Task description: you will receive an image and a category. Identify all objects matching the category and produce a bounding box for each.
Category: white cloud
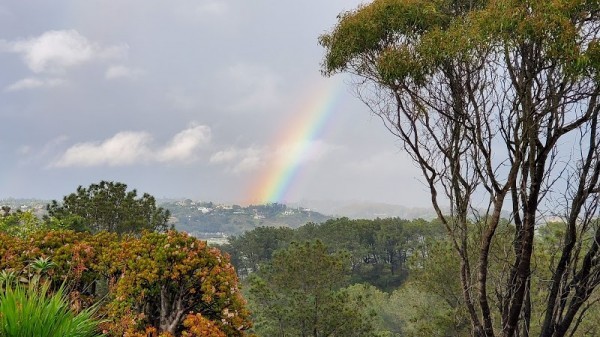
[52,131,153,168]
[209,140,337,174]
[2,30,127,73]
[210,148,239,164]
[50,124,211,168]
[4,77,65,92]
[157,125,211,162]
[105,65,143,80]
[234,153,263,173]
[210,146,264,173]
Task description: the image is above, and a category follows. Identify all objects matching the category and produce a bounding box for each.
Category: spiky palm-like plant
[0,279,102,337]
[29,256,56,275]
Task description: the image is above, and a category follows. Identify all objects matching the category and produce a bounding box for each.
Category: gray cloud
[209,140,338,175]
[105,65,143,80]
[194,0,228,16]
[219,63,283,112]
[210,146,264,174]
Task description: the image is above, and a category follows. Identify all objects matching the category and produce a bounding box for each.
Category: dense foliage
[4,182,600,336]
[46,181,171,234]
[223,217,445,290]
[226,218,600,337]
[0,209,51,237]
[0,230,251,336]
[248,241,375,336]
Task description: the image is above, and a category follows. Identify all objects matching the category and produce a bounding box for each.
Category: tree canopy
[47,181,171,234]
[321,1,600,336]
[248,240,376,337]
[222,218,444,290]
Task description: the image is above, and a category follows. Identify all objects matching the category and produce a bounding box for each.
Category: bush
[0,280,102,337]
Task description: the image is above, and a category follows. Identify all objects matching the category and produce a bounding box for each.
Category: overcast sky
[0,0,430,206]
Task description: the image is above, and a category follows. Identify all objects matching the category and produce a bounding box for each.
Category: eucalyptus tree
[321,1,600,336]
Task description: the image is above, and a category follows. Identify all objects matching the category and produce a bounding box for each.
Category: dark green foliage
[46,181,171,234]
[221,226,295,277]
[224,217,445,291]
[248,241,376,337]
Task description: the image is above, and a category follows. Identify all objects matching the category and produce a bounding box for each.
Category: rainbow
[245,79,343,204]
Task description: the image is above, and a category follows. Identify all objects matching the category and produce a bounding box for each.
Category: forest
[222,218,600,337]
[1,181,600,336]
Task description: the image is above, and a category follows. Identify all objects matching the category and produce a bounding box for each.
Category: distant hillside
[1,198,440,236]
[160,200,331,236]
[0,198,48,217]
[297,200,438,220]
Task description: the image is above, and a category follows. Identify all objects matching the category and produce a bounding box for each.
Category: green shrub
[0,280,102,337]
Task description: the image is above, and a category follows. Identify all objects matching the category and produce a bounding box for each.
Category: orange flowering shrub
[0,232,27,271]
[181,313,226,337]
[104,231,251,336]
[0,230,252,336]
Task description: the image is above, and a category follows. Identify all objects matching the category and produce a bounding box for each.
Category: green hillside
[160,200,331,236]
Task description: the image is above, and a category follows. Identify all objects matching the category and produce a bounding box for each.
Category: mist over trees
[321,0,600,336]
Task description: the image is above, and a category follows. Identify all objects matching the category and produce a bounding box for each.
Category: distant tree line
[221,217,445,290]
[224,218,600,337]
[0,181,171,237]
